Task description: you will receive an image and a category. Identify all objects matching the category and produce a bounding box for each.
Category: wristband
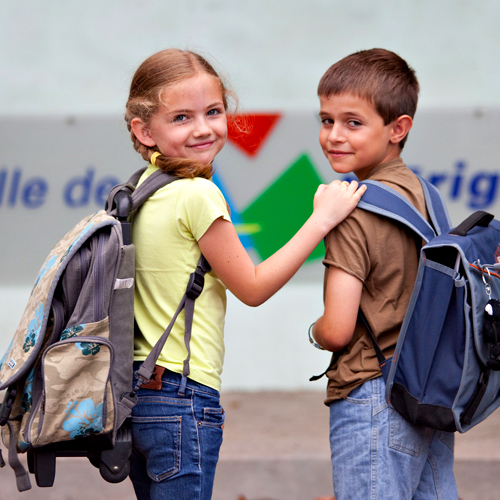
[308,322,325,350]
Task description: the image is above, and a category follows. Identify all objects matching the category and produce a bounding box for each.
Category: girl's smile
[190,141,216,150]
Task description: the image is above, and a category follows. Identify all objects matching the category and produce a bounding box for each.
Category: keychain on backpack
[483,267,500,370]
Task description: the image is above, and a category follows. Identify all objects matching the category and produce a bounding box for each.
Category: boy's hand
[313,180,366,231]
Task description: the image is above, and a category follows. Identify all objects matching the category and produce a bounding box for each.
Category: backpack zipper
[20,297,66,443]
[80,245,91,289]
[93,233,106,322]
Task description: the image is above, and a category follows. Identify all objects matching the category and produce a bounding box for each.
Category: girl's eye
[173,114,187,123]
[207,108,222,116]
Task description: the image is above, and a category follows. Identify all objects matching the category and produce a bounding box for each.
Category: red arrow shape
[227,113,281,157]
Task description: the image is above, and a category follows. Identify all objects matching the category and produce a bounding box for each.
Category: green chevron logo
[214,153,325,263]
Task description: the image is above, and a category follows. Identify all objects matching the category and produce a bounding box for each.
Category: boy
[309,49,458,499]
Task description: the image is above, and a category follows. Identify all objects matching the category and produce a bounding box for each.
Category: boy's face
[319,93,401,181]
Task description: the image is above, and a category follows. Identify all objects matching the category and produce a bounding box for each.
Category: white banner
[1,110,499,285]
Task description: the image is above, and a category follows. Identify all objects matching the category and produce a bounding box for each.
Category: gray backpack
[0,167,210,491]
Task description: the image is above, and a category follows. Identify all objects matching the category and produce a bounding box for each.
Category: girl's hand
[312,180,366,232]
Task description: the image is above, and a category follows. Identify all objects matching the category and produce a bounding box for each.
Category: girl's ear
[389,115,413,145]
[131,118,157,147]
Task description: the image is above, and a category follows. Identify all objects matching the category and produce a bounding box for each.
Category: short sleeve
[323,209,372,283]
[175,178,231,241]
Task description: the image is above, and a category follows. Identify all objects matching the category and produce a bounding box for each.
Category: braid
[126,125,213,179]
[152,154,214,180]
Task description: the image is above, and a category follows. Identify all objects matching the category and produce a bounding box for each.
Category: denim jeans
[129,365,224,500]
[329,376,458,500]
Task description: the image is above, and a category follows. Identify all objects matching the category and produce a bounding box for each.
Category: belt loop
[376,375,384,406]
[178,375,187,396]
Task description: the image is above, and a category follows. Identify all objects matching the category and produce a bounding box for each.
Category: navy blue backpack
[357,178,500,433]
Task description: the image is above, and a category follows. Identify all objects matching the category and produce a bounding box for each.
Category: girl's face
[135,72,227,164]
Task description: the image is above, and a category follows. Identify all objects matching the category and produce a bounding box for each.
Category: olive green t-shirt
[323,158,429,403]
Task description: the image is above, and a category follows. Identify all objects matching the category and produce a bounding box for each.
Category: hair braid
[127,126,213,179]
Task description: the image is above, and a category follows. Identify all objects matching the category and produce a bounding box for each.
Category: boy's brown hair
[318,48,419,148]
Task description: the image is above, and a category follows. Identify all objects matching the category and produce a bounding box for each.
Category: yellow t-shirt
[132,165,231,391]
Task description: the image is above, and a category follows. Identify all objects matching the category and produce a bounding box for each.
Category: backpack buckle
[186,270,205,300]
[0,386,17,426]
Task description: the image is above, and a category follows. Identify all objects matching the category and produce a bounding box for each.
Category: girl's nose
[193,116,212,137]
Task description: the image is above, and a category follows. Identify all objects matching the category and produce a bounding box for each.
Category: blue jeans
[129,365,224,500]
[329,377,458,500]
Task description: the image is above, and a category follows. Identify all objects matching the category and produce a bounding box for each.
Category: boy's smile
[319,93,404,181]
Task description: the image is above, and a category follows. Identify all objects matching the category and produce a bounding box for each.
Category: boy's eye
[347,119,362,127]
[321,118,333,125]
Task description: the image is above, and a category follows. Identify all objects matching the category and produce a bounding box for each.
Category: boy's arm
[312,266,363,352]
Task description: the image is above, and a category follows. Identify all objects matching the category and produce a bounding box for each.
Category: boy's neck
[356,156,404,181]
[355,145,403,181]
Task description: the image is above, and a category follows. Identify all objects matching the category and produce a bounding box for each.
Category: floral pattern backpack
[0,167,210,491]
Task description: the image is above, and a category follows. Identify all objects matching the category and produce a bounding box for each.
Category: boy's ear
[130,118,157,147]
[389,115,413,145]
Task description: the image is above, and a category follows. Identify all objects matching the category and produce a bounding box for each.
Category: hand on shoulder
[312,180,367,232]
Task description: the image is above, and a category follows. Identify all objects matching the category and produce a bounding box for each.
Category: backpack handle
[114,190,132,221]
[450,211,494,237]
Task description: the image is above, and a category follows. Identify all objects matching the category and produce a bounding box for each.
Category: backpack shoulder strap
[358,176,451,242]
[354,176,452,381]
[129,169,178,211]
[130,254,212,397]
[105,168,211,403]
[417,177,452,235]
[106,167,178,217]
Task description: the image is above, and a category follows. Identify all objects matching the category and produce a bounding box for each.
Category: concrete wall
[1,1,500,391]
[2,1,500,114]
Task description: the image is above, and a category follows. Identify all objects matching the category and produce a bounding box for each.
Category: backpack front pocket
[27,335,115,447]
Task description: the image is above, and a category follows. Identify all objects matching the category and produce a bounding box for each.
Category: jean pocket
[344,381,372,405]
[131,415,182,482]
[440,430,454,452]
[389,407,434,457]
[199,406,225,428]
[193,390,224,428]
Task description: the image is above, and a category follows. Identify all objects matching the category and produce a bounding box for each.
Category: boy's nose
[328,124,345,144]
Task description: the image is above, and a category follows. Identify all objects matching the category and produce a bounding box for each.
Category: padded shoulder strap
[130,169,177,210]
[106,167,178,217]
[358,177,451,242]
[417,177,452,235]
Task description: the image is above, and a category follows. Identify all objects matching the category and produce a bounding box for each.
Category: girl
[124,48,366,500]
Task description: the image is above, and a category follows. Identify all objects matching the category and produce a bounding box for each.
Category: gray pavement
[0,391,499,500]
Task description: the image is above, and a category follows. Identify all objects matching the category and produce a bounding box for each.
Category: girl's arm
[198,180,366,306]
[310,265,362,351]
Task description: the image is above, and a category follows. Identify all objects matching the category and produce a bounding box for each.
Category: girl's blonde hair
[125,49,233,179]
